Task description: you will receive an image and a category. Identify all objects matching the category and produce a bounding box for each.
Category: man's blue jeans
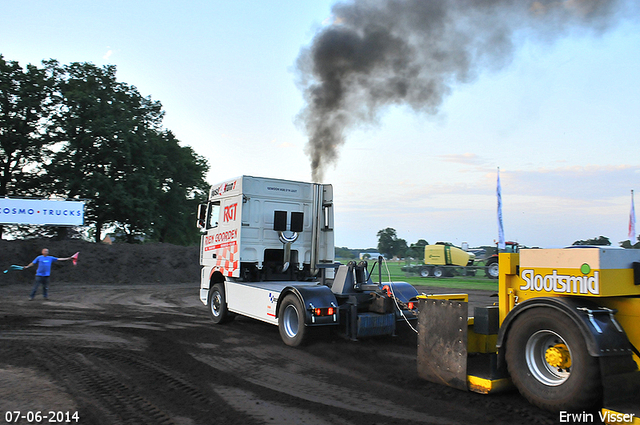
[30,275,50,299]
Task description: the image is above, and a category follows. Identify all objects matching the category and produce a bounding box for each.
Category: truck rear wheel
[433,267,445,278]
[505,308,601,411]
[485,257,499,279]
[209,283,233,324]
[278,294,308,347]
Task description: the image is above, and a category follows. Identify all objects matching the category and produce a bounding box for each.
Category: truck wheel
[485,258,499,279]
[278,294,307,347]
[419,267,431,278]
[209,283,233,324]
[433,267,445,278]
[505,308,601,411]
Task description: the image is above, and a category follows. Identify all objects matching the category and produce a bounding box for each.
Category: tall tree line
[0,55,209,244]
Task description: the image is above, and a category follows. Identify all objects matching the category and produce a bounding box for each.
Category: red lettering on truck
[223,203,237,223]
[204,229,238,251]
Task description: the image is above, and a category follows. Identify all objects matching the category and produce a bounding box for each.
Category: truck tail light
[313,307,335,316]
[408,302,415,310]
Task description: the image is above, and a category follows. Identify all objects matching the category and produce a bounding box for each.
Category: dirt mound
[0,239,200,284]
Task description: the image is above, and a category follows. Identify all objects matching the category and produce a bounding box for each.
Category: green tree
[406,239,428,261]
[0,57,209,244]
[0,56,53,238]
[572,236,611,246]
[45,61,165,242]
[149,131,209,245]
[45,61,208,244]
[376,227,408,259]
[335,247,357,260]
[414,239,429,247]
[619,236,640,249]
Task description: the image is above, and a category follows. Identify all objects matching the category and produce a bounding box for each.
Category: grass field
[346,260,499,292]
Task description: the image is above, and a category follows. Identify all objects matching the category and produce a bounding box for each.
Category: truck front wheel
[505,308,601,411]
[278,294,308,347]
[209,283,233,324]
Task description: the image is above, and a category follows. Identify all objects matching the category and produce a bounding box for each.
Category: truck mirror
[197,204,207,229]
[273,210,287,232]
[290,212,304,233]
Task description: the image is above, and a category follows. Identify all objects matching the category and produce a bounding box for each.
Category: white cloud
[437,153,486,166]
[271,138,294,149]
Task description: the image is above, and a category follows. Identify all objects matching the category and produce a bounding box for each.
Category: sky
[2,0,639,249]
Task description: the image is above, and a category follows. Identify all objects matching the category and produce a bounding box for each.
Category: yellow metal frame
[600,409,639,425]
[416,293,468,302]
[467,375,512,395]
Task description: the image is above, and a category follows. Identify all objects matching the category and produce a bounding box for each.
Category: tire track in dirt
[213,385,349,425]
[31,347,177,425]
[78,348,212,406]
[192,347,456,424]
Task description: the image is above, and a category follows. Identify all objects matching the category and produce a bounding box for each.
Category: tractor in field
[484,241,520,279]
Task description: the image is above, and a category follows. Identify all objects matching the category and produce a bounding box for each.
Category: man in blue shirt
[24,248,74,300]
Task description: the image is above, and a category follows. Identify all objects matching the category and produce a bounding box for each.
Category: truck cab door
[201,196,242,278]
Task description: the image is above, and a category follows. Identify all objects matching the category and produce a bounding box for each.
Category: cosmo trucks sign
[0,198,85,226]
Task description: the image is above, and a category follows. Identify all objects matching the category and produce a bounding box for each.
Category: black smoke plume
[296,0,635,182]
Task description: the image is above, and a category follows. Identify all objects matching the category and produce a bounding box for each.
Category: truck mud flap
[600,356,640,421]
[417,298,468,391]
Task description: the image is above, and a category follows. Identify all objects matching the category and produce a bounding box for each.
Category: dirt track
[0,281,561,425]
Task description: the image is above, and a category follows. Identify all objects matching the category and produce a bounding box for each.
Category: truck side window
[209,202,221,229]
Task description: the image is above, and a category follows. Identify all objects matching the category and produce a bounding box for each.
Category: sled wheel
[505,308,601,411]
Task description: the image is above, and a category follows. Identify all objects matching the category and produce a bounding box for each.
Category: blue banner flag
[497,168,505,250]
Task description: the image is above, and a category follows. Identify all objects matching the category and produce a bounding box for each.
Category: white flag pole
[629,189,636,242]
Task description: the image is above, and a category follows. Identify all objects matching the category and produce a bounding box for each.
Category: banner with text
[0,199,85,226]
